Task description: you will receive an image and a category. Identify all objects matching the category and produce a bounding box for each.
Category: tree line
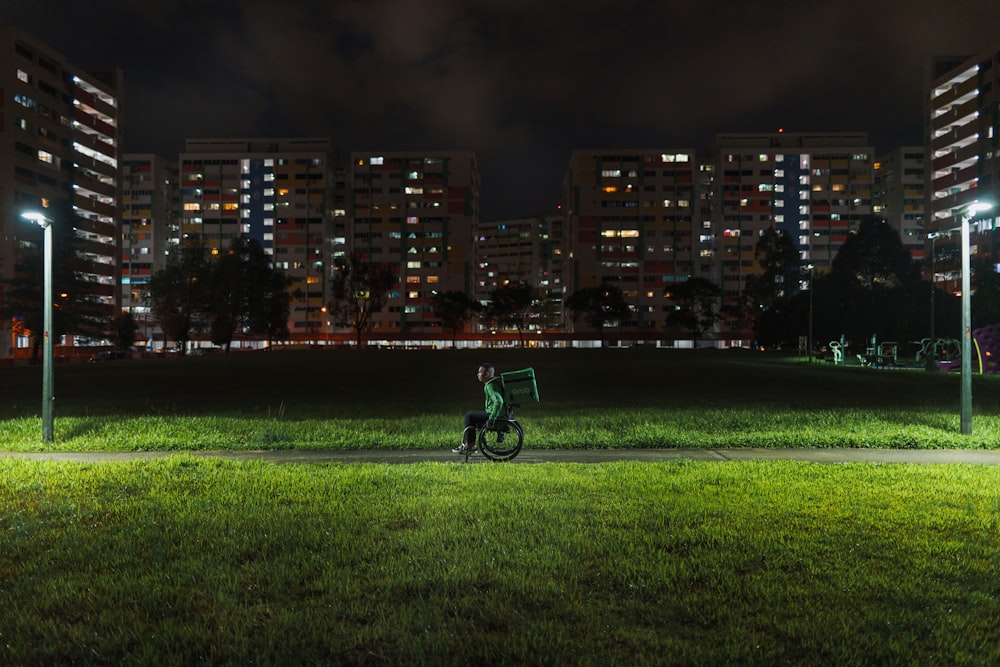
[7,213,1000,356]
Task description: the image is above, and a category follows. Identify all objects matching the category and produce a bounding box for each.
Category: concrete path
[2,448,1000,465]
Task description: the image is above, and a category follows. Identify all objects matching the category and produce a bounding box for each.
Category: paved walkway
[2,448,1000,465]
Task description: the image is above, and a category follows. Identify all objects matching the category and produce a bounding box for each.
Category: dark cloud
[3,0,999,218]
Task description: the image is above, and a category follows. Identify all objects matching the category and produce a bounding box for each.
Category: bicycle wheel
[479,420,523,461]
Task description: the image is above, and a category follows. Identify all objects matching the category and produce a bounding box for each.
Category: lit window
[370,156,384,165]
[406,261,421,269]
[38,150,54,164]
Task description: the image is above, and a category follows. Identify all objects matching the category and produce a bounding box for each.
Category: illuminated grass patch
[0,458,997,664]
[3,349,1000,450]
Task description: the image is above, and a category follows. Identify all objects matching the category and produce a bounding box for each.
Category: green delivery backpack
[500,367,540,406]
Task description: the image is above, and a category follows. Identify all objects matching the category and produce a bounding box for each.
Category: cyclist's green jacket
[484,376,505,420]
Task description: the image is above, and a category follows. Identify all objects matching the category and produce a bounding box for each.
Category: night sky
[3,0,999,220]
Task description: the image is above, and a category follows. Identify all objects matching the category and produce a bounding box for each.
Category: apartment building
[474,214,563,333]
[927,44,1000,286]
[562,149,699,338]
[177,138,338,339]
[874,147,926,259]
[711,132,875,340]
[0,28,123,356]
[348,151,479,339]
[121,154,178,342]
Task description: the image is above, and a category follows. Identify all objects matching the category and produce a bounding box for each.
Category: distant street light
[20,209,55,442]
[960,201,994,435]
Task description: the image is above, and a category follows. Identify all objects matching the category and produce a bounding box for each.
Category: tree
[432,290,478,347]
[971,255,1000,329]
[204,238,291,352]
[111,311,139,355]
[564,282,631,346]
[823,217,927,346]
[485,282,534,348]
[666,277,721,347]
[831,217,921,290]
[148,244,211,354]
[744,228,802,348]
[329,251,399,347]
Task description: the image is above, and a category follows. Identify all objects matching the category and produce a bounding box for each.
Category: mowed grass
[2,348,1000,450]
[1,457,997,665]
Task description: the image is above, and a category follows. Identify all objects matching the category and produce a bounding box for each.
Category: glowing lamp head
[967,201,993,216]
[21,211,51,228]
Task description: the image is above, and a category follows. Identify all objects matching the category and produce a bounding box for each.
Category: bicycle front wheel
[479,420,523,461]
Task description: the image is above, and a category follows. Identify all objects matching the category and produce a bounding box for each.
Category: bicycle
[460,406,524,463]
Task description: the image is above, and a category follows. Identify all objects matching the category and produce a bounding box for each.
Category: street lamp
[807,263,814,363]
[926,232,939,372]
[21,210,54,442]
[960,200,993,435]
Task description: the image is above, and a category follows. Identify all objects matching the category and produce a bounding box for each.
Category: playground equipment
[972,323,1000,374]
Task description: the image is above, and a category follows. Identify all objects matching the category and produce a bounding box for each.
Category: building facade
[121,154,178,343]
[874,147,926,260]
[0,28,122,356]
[711,132,875,341]
[177,138,339,340]
[347,151,479,339]
[474,213,563,336]
[562,149,700,340]
[926,44,1000,289]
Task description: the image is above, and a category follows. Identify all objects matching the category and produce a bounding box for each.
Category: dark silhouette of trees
[148,244,211,354]
[329,251,399,347]
[205,238,291,352]
[745,228,802,347]
[820,217,927,346]
[667,277,722,347]
[485,282,534,347]
[564,281,631,346]
[111,311,139,354]
[149,240,292,353]
[432,290,478,347]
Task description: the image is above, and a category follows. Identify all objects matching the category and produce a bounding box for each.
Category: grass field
[2,348,1000,451]
[1,457,997,665]
[2,350,999,664]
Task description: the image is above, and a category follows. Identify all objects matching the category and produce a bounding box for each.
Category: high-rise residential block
[474,213,563,338]
[178,138,338,340]
[711,132,874,339]
[121,154,178,343]
[874,147,926,259]
[927,44,1000,281]
[562,149,699,339]
[0,28,122,356]
[348,151,479,339]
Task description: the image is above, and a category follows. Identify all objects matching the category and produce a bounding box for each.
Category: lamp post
[21,210,54,442]
[960,201,993,435]
[807,263,814,363]
[926,232,938,372]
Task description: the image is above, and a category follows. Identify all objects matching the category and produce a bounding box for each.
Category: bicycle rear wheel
[479,420,523,461]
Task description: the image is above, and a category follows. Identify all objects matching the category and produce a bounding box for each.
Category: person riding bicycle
[454,362,505,455]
